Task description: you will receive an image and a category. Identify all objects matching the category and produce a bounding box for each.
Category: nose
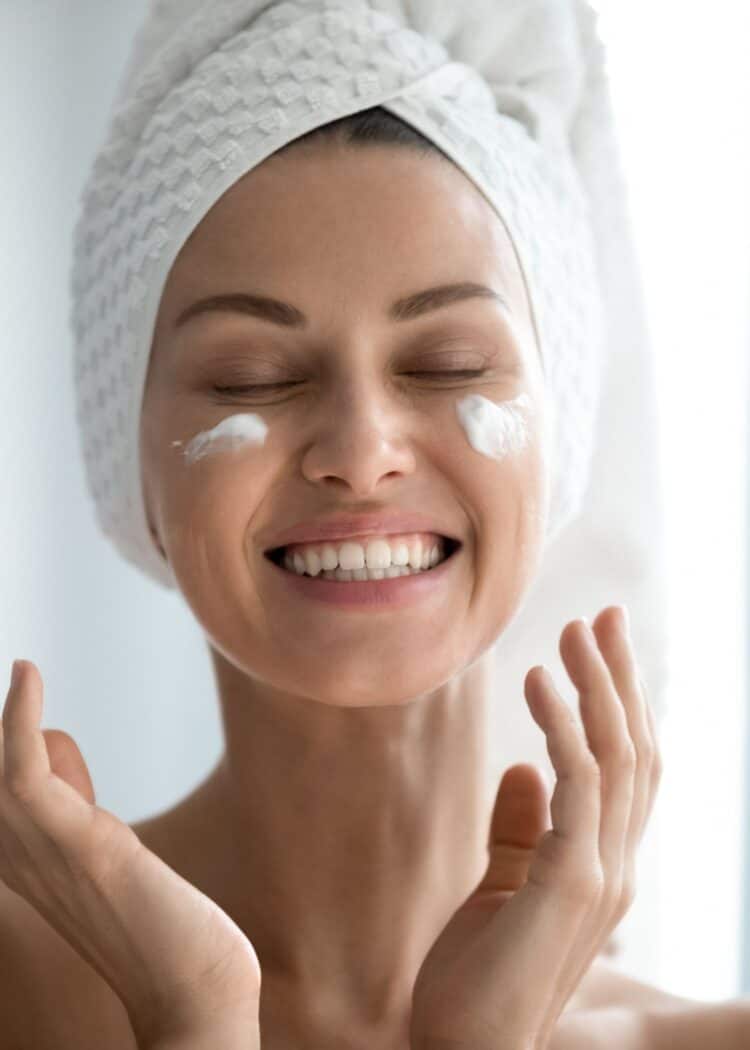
[300,377,417,496]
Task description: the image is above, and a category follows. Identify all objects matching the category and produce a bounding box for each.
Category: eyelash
[212,369,490,397]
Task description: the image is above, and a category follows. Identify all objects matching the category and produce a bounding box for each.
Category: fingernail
[621,604,631,635]
[10,660,20,689]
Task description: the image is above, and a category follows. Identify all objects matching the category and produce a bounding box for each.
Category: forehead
[160,143,531,328]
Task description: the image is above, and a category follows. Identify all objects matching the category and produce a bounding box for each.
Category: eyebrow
[174,281,510,330]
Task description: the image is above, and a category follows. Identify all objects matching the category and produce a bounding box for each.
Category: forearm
[643,997,750,1050]
[147,1036,253,1050]
[551,998,750,1050]
[418,1007,645,1050]
[550,1006,647,1050]
[145,1029,258,1050]
[140,1014,260,1050]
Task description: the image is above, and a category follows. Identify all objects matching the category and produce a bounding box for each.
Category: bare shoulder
[0,880,138,1050]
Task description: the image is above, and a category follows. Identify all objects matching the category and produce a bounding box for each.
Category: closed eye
[404,369,489,378]
[212,369,491,396]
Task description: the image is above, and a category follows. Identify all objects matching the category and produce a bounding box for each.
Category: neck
[173,652,495,1038]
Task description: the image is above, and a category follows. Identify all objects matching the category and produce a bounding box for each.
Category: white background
[591,0,750,1000]
[1,0,748,1004]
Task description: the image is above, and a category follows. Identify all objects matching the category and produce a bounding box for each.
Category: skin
[137,139,551,1044]
[1,141,747,1048]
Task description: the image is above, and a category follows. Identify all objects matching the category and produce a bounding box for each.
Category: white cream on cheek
[171,413,268,464]
[171,393,531,468]
[455,392,531,461]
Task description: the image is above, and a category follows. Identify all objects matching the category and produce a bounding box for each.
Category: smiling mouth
[265,537,462,574]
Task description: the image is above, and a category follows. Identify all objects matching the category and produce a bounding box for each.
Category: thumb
[42,729,97,806]
[475,763,551,896]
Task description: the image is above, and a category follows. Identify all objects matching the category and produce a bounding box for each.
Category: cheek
[454,392,533,461]
[174,412,269,464]
[453,391,549,542]
[165,412,271,508]
[155,412,272,556]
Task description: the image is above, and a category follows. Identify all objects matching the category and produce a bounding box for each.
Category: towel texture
[70,0,605,590]
[70,0,669,729]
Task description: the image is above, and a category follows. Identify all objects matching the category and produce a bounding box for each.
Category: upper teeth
[282,534,446,575]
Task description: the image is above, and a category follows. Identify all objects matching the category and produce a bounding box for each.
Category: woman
[1,2,748,1048]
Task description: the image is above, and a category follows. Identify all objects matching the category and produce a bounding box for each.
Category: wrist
[644,998,750,1050]
[548,1007,646,1050]
[130,971,261,1050]
[416,1040,533,1050]
[140,1015,260,1050]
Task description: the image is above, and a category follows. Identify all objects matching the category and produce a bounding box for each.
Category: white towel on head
[70,0,669,734]
[71,0,605,586]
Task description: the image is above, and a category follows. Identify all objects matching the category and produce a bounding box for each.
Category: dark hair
[275,104,454,164]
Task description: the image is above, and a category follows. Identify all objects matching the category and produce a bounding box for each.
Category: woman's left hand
[409,605,663,1050]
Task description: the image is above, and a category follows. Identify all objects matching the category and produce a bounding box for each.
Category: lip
[262,511,462,553]
[263,541,462,607]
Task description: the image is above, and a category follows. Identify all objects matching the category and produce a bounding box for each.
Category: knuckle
[633,734,653,764]
[579,753,602,783]
[650,748,664,785]
[535,835,605,905]
[611,862,635,905]
[620,876,636,912]
[4,772,42,807]
[613,741,637,773]
[67,809,139,887]
[647,755,663,789]
[638,742,655,780]
[561,859,605,902]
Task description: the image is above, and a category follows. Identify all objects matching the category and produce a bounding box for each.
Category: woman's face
[140,141,551,706]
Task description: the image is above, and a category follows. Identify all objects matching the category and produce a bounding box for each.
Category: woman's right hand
[0,659,262,1049]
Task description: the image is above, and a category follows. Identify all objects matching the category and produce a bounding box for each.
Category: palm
[39,729,260,1025]
[1,662,261,1046]
[410,764,550,1047]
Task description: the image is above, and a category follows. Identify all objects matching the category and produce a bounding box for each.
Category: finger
[1,663,92,862]
[523,664,602,890]
[479,764,551,895]
[590,607,652,902]
[559,618,635,894]
[2,662,51,800]
[43,730,97,807]
[0,662,53,888]
[640,677,663,825]
[490,765,550,849]
[539,611,645,1042]
[484,668,603,1032]
[2,665,97,807]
